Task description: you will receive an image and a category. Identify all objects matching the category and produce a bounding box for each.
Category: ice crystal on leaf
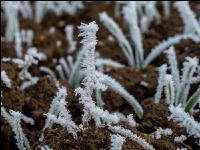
[1,105,34,150]
[110,134,125,150]
[168,104,200,140]
[1,70,11,88]
[42,85,78,140]
[109,126,155,150]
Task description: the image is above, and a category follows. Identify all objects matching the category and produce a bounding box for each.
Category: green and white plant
[155,47,200,112]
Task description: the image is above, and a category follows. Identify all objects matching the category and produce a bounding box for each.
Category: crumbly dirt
[1,1,200,150]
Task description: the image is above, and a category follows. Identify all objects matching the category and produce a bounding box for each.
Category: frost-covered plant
[143,34,200,68]
[35,1,84,23]
[96,72,143,119]
[13,47,46,80]
[1,105,34,150]
[39,66,56,79]
[123,1,144,68]
[127,114,137,127]
[174,135,187,143]
[14,29,34,58]
[168,104,200,140]
[154,127,173,139]
[40,145,53,150]
[174,1,200,37]
[12,47,46,90]
[154,64,167,103]
[109,126,155,150]
[75,21,143,120]
[20,29,34,46]
[1,70,11,88]
[15,32,22,58]
[14,1,33,19]
[162,1,170,18]
[65,25,77,54]
[154,47,200,112]
[139,1,160,32]
[41,85,78,140]
[99,12,135,67]
[110,134,125,150]
[100,9,199,69]
[75,21,120,126]
[2,1,20,42]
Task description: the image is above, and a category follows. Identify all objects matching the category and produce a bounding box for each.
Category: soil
[1,1,200,150]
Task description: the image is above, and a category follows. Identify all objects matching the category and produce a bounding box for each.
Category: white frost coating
[96,58,124,69]
[177,57,199,105]
[75,21,120,127]
[168,104,200,139]
[15,32,22,58]
[13,47,46,80]
[110,134,125,150]
[109,126,155,150]
[123,2,144,68]
[35,2,84,23]
[43,86,79,139]
[144,34,200,68]
[1,106,34,150]
[165,46,180,100]
[127,114,137,127]
[96,71,143,119]
[154,127,173,139]
[59,57,70,77]
[3,1,20,42]
[164,74,175,104]
[174,135,187,143]
[154,64,167,103]
[99,12,134,67]
[40,145,53,150]
[56,65,65,80]
[140,1,161,32]
[20,77,39,90]
[174,1,200,36]
[65,25,77,53]
[162,1,170,18]
[1,70,11,88]
[39,66,56,79]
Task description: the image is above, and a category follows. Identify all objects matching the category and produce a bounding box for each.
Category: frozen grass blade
[99,12,134,67]
[144,34,200,68]
[96,72,143,119]
[109,126,155,150]
[184,87,200,112]
[154,64,167,103]
[123,2,144,68]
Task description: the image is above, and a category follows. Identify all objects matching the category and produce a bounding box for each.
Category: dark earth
[1,2,200,150]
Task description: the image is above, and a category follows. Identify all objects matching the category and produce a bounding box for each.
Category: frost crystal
[168,104,200,139]
[65,25,77,53]
[1,70,11,88]
[110,134,125,150]
[75,21,120,126]
[175,1,200,36]
[99,12,134,67]
[155,64,167,103]
[144,34,200,68]
[109,126,155,150]
[174,135,187,143]
[42,86,78,139]
[123,2,144,68]
[154,127,173,139]
[1,105,34,150]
